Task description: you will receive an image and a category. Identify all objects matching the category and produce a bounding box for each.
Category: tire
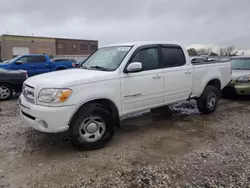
[0,84,13,101]
[56,68,65,71]
[197,85,220,114]
[70,103,115,150]
[221,87,236,98]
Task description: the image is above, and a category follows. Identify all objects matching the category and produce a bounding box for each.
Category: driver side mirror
[16,60,23,65]
[126,62,142,73]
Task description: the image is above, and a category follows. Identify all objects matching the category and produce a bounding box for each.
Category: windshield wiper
[90,66,108,71]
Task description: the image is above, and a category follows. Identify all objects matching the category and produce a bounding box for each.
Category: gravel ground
[1,96,250,188]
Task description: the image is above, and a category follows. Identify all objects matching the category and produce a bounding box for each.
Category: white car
[19,41,231,150]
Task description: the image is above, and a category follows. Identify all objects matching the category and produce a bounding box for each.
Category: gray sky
[0,0,250,49]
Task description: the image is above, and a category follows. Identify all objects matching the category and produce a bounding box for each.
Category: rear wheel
[0,84,13,101]
[70,103,115,150]
[56,68,66,71]
[197,85,219,114]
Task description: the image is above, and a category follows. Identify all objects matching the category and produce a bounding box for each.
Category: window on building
[91,45,98,50]
[80,44,88,50]
[58,44,63,48]
[131,48,158,71]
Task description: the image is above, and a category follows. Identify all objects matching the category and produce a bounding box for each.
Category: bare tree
[219,45,237,56]
[226,45,237,56]
[197,48,212,56]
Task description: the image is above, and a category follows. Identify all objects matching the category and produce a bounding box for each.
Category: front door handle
[30,65,34,67]
[184,71,191,74]
[152,74,162,79]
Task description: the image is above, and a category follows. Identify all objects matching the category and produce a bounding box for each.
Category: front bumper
[19,94,76,133]
[223,80,250,96]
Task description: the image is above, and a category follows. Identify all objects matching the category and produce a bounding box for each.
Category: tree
[187,48,198,56]
[197,48,212,56]
[219,45,237,56]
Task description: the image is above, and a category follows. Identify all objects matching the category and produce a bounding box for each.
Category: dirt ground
[1,96,250,188]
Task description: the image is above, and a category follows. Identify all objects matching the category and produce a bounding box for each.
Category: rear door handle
[30,65,34,67]
[152,74,162,79]
[184,71,191,74]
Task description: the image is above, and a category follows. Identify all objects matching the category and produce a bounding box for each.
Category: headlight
[38,88,72,103]
[236,75,250,83]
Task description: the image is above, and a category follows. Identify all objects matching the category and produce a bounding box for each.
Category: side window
[161,47,186,68]
[131,48,158,71]
[30,56,47,63]
[19,57,29,63]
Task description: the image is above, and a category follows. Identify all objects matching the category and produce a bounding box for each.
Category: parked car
[75,59,86,68]
[0,54,76,77]
[19,41,231,150]
[222,56,250,96]
[0,69,28,100]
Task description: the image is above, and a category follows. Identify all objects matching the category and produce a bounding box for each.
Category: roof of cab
[102,41,183,48]
[231,56,250,59]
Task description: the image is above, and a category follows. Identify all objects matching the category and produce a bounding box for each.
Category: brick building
[0,34,98,60]
[56,38,98,56]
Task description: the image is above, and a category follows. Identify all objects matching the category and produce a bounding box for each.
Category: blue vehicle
[0,54,76,77]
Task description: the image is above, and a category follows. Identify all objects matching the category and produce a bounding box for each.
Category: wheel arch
[69,98,120,128]
[55,65,68,70]
[206,78,221,91]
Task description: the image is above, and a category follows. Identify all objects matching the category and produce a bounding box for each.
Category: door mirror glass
[16,60,23,65]
[126,62,142,73]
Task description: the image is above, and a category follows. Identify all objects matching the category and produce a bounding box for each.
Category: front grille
[23,84,35,103]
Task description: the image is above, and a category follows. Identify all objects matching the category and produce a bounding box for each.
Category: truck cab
[0,54,75,77]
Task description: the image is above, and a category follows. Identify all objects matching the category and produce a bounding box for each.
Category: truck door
[11,56,33,76]
[121,45,164,114]
[160,45,193,104]
[27,55,50,76]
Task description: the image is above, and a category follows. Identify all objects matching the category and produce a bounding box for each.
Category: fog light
[39,120,48,128]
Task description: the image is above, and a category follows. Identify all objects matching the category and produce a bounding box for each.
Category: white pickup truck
[19,42,231,150]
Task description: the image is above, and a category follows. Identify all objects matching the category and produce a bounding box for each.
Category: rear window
[161,47,186,68]
[30,56,47,63]
[230,58,250,70]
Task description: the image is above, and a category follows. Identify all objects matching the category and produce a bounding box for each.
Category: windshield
[230,58,250,70]
[80,46,131,71]
[5,56,22,64]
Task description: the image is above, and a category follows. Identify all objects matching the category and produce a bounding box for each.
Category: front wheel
[0,84,13,101]
[70,103,115,150]
[197,85,220,114]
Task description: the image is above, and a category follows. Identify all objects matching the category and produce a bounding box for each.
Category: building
[0,34,98,60]
[56,38,98,56]
[0,35,56,59]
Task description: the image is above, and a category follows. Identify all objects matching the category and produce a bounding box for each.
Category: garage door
[12,47,30,56]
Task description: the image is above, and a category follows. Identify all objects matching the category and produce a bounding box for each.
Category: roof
[1,34,98,42]
[231,56,250,59]
[102,41,183,48]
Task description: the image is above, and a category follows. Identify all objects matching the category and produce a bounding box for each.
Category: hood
[231,70,250,80]
[0,62,10,67]
[24,68,116,88]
